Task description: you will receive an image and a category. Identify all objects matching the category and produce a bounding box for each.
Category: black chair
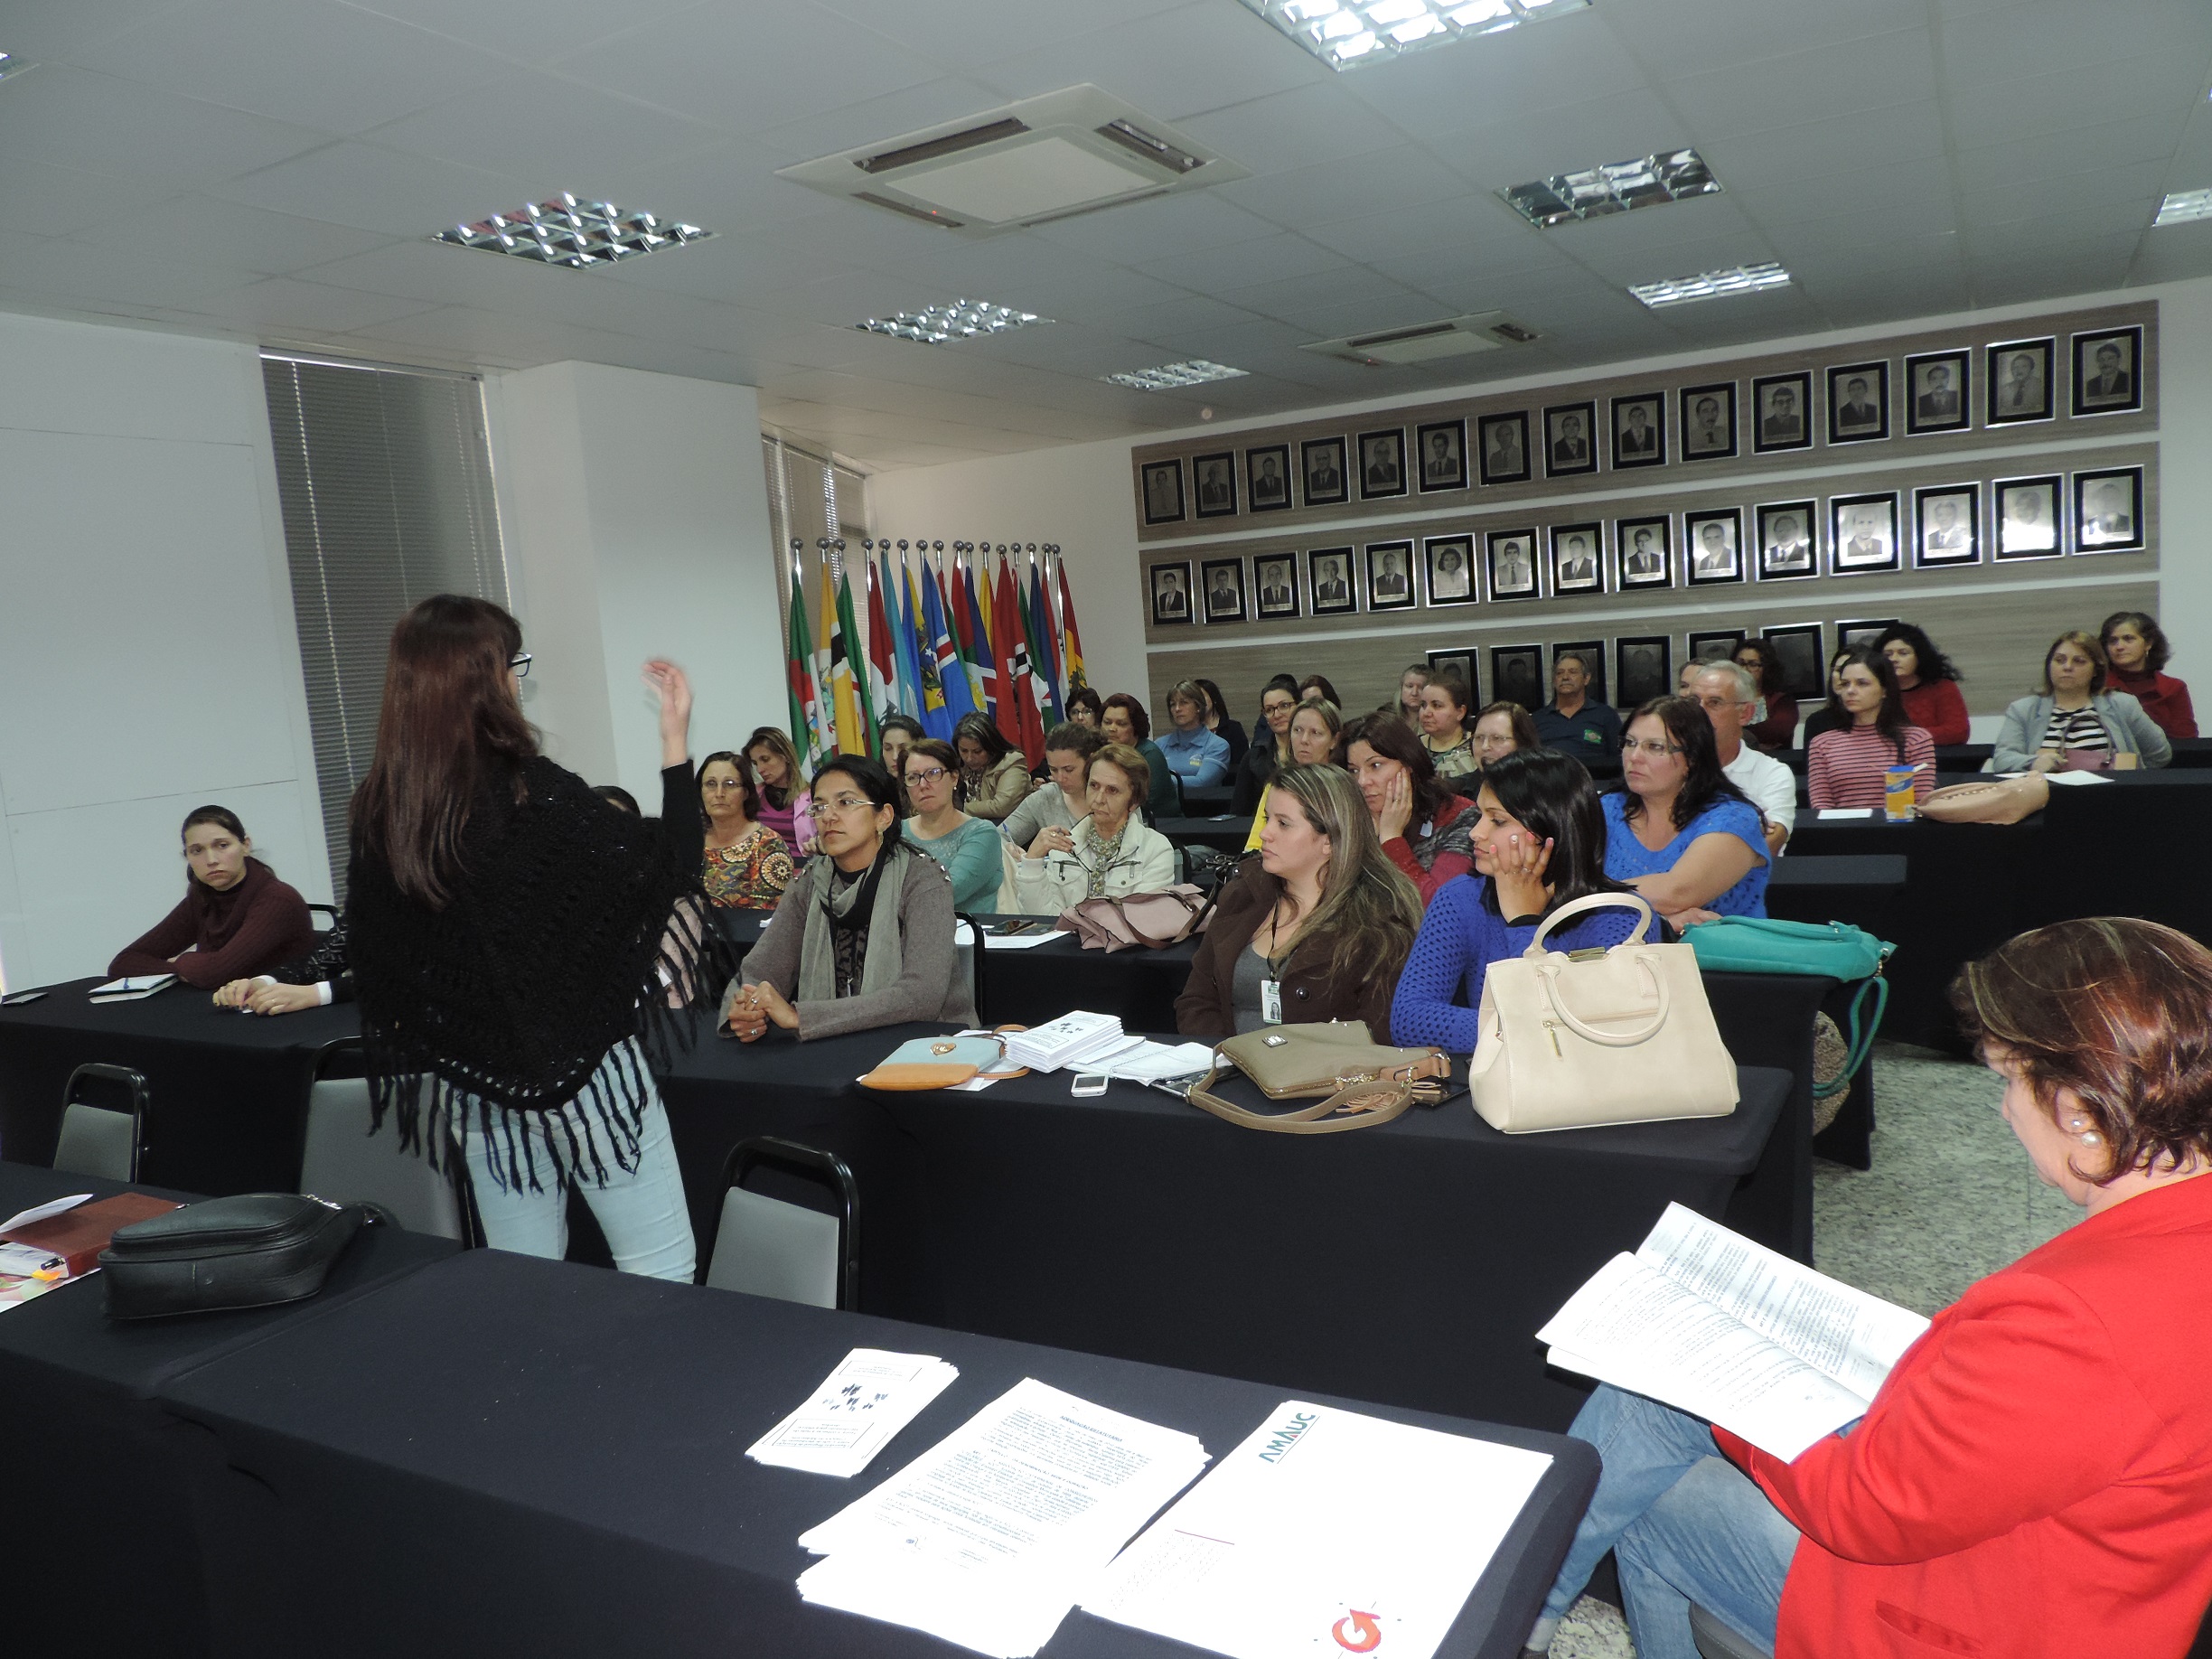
[53,1064,148,1181]
[703,1137,859,1310]
[956,909,988,1024]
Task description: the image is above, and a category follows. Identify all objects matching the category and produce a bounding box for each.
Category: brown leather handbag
[1183,1021,1450,1134]
[1920,773,2049,825]
[1057,885,1216,951]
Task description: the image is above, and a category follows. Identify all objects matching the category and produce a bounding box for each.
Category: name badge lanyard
[1260,902,1295,1025]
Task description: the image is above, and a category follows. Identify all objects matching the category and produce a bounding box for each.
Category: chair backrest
[54,1064,146,1181]
[704,1137,858,1310]
[1689,1602,1773,1659]
[295,1042,463,1240]
[955,910,985,1024]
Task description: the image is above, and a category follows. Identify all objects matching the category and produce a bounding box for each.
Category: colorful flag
[1024,556,1063,726]
[830,561,872,755]
[864,553,896,729]
[892,550,927,730]
[903,559,951,739]
[923,556,975,726]
[1055,558,1087,694]
[786,563,821,771]
[810,561,839,764]
[957,553,998,723]
[993,549,1042,761]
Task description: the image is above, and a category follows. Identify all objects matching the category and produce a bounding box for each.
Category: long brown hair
[351,595,537,908]
[1621,696,1752,831]
[1267,764,1420,989]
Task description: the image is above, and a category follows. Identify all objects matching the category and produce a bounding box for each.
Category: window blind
[261,354,508,897]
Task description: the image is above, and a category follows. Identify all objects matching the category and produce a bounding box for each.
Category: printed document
[746,1349,959,1478]
[1539,1203,1930,1459]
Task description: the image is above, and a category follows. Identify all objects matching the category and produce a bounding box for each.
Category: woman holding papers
[1011,744,1176,912]
[1523,917,2212,1659]
[111,806,315,989]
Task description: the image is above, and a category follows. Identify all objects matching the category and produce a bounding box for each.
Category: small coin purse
[858,1035,1026,1091]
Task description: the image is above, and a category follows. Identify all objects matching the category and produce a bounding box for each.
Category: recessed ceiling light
[1629,261,1792,309]
[431,193,712,267]
[1503,149,1720,228]
[0,52,35,82]
[856,299,1050,344]
[1236,0,1589,70]
[2153,188,2212,227]
[1103,360,1250,391]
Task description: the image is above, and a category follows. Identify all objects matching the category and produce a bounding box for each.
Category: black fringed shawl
[345,757,716,1194]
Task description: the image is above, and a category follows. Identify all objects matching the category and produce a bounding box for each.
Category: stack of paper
[796,1377,1210,1658]
[747,1349,960,1478]
[1003,1011,1129,1073]
[1096,1040,1215,1084]
[88,973,175,1002]
[1086,1401,1553,1659]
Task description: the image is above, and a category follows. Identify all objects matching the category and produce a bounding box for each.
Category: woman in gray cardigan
[1992,631,2172,772]
[722,755,976,1041]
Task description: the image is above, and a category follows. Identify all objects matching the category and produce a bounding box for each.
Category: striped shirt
[1807,722,1936,810]
[2039,707,2111,754]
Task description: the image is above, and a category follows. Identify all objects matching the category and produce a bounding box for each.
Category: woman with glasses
[952,711,1034,823]
[1242,698,1344,853]
[1808,649,1940,808]
[1604,696,1770,923]
[1233,675,1303,814]
[1012,743,1176,911]
[1415,670,1478,781]
[900,737,1003,914]
[697,749,794,912]
[1338,713,1476,908]
[744,726,814,854]
[1471,701,1540,768]
[2099,611,2196,740]
[724,754,975,1042]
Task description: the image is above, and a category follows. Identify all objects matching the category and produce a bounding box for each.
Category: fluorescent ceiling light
[2153,188,2212,227]
[432,193,712,267]
[0,52,35,82]
[1503,148,1720,227]
[857,299,1050,344]
[1103,360,1250,391]
[1629,261,1791,309]
[1236,0,1589,70]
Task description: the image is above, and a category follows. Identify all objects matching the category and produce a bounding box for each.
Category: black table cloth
[162,1248,1598,1659]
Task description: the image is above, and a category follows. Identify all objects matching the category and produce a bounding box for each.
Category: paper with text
[746,1349,958,1478]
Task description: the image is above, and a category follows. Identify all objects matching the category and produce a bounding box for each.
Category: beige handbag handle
[1184,1055,1445,1134]
[1523,891,1654,957]
[1535,951,1672,1046]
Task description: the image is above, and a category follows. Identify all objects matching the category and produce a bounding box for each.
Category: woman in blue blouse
[1604,697,1770,924]
[1391,750,1645,1050]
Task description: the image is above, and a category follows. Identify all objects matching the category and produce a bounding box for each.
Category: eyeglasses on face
[701,778,749,792]
[817,793,875,816]
[1621,737,1684,758]
[904,765,951,787]
[1473,733,1516,751]
[510,651,532,678]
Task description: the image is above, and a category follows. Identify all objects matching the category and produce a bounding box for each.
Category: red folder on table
[3,1194,181,1277]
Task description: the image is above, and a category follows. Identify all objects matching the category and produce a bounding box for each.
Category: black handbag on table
[99,1193,383,1320]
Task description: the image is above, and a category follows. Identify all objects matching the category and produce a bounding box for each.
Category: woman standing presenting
[346,596,704,1280]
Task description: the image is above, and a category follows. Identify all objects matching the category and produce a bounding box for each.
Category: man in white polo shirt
[1692,661,1794,858]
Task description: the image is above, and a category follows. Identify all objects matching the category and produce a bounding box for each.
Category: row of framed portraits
[1138,323,2145,527]
[1147,464,2145,624]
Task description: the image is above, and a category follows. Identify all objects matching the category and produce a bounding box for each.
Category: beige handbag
[1920,773,2049,824]
[1186,1020,1450,1134]
[1468,894,1738,1133]
[1057,886,1215,951]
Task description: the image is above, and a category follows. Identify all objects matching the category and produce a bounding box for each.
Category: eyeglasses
[818,793,875,816]
[1621,737,1684,758]
[510,651,532,678]
[904,766,951,786]
[1473,734,1516,751]
[701,778,748,792]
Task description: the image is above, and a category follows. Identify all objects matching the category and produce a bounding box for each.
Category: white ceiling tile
[1951,110,2189,194]
[589,235,833,303]
[1963,161,2168,229]
[1212,265,1422,326]
[335,0,698,64]
[609,139,851,237]
[1695,101,1946,200]
[1943,0,2209,85]
[1337,16,1650,137]
[192,274,442,332]
[0,160,175,238]
[1173,82,1407,179]
[0,234,259,310]
[1811,269,1975,329]
[361,74,725,184]
[0,64,330,187]
[1602,0,1928,80]
[1660,26,1937,144]
[1132,231,1345,292]
[2126,221,2212,285]
[1267,288,1460,341]
[1030,192,1283,261]
[209,141,533,238]
[1299,196,1536,266]
[1212,145,1475,231]
[1945,52,2210,148]
[70,194,398,274]
[1088,293,1270,341]
[745,76,1013,165]
[966,3,1325,122]
[1431,91,1692,191]
[812,0,1190,62]
[2,0,192,58]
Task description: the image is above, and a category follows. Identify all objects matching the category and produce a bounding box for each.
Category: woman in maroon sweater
[1876,623,1970,745]
[1733,638,1799,754]
[108,807,315,989]
[2101,610,2198,739]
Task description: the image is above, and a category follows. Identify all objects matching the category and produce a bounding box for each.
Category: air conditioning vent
[1301,312,1541,367]
[857,118,1029,175]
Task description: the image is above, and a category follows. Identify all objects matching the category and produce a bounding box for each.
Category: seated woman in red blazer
[1523,916,2212,1659]
[108,806,315,989]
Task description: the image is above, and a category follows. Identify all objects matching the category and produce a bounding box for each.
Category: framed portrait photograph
[1751,371,1813,453]
[1914,485,1980,568]
[1905,350,1970,436]
[2072,326,2143,417]
[2073,466,2144,553]
[1994,474,2062,560]
[1301,436,1349,507]
[1308,547,1356,614]
[1680,382,1738,462]
[1755,500,1817,581]
[1193,450,1238,519]
[1762,623,1826,703]
[1987,338,2055,425]
[1611,392,1665,468]
[1245,444,1293,512]
[1615,636,1673,709]
[1829,492,1901,575]
[1427,649,1479,706]
[1836,619,1898,656]
[1200,558,1246,623]
[1477,411,1532,485]
[1687,629,1747,672]
[1551,641,1607,706]
[1415,418,1468,492]
[1148,561,1193,625]
[1486,528,1541,600]
[1365,539,1416,610]
[1615,516,1672,590]
[1490,644,1545,715]
[1358,428,1407,500]
[1684,508,1744,586]
[1544,400,1598,478]
[1550,521,1605,595]
[1139,459,1185,526]
[1252,552,1300,618]
[1423,534,1476,605]
[1826,361,1890,444]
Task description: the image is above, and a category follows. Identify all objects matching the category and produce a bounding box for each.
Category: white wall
[0,312,328,990]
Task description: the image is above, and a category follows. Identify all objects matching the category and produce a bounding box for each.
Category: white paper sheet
[746,1349,960,1478]
[0,1193,92,1234]
[1815,808,1875,820]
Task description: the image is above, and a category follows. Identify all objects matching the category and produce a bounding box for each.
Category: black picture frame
[1423,534,1476,605]
[1415,418,1468,492]
[1987,338,2055,425]
[1193,450,1238,518]
[1904,350,1971,436]
[1477,411,1532,485]
[2073,465,2144,553]
[1830,492,1901,576]
[1200,557,1246,623]
[1914,485,1980,568]
[1426,648,1480,706]
[1543,400,1598,478]
[1762,623,1825,703]
[1680,381,1738,462]
[1244,444,1293,512]
[1357,428,1407,500]
[1307,547,1356,614]
[1551,640,1607,705]
[1148,560,1193,625]
[1755,499,1817,581]
[1687,629,1747,670]
[1615,516,1672,591]
[1365,539,1416,610]
[2071,325,2143,417]
[1550,521,1605,595]
[1826,361,1890,444]
[1684,508,1744,586]
[1300,436,1349,506]
[1836,619,1898,656]
[1486,528,1541,600]
[1611,392,1665,468]
[1615,636,1672,709]
[1751,371,1813,453]
[1139,459,1185,526]
[1993,473,2062,560]
[1252,552,1300,617]
[1490,644,1545,715]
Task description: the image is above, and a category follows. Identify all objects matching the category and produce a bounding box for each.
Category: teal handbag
[1685,917,1894,1099]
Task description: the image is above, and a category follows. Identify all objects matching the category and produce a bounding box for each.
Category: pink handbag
[1919,773,2049,825]
[1056,886,1215,951]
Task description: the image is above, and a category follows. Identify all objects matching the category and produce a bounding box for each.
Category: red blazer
[1897,679,1969,746]
[1718,1175,2212,1658]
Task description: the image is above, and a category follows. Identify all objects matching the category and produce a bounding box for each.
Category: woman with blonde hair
[743,726,813,852]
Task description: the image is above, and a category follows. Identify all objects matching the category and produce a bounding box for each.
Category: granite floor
[1542,1041,2080,1658]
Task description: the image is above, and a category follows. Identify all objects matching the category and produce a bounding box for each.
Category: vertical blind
[261,354,508,897]
[761,433,870,639]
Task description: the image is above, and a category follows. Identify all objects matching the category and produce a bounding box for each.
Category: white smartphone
[1071,1073,1110,1097]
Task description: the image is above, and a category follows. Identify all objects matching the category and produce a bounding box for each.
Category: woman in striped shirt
[1992,632,2172,773]
[1806,649,1936,811]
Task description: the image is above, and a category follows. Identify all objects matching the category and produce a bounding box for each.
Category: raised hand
[641,660,693,766]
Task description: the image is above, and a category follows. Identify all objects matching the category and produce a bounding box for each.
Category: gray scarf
[798,842,910,1005]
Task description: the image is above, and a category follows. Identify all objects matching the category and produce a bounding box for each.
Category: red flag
[1055,558,1087,693]
[864,559,896,741]
[993,551,1044,763]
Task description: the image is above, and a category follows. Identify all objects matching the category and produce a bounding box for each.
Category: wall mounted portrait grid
[1551,522,1604,594]
[1300,436,1348,506]
[1476,411,1531,484]
[2073,467,2142,552]
[1486,529,1540,599]
[1200,557,1246,622]
[1987,339,2054,425]
[1424,535,1476,605]
[1308,548,1355,613]
[1192,451,1238,518]
[1905,350,1970,435]
[1914,486,1979,568]
[1416,418,1468,492]
[1756,501,1817,580]
[1358,428,1407,499]
[1245,444,1293,512]
[1827,361,1890,444]
[1149,561,1193,623]
[1365,540,1416,609]
[1615,517,1671,589]
[1681,382,1737,460]
[1752,371,1812,453]
[1491,645,1545,715]
[2072,326,2142,417]
[1685,509,1742,586]
[1994,475,2062,559]
[1830,492,1901,575]
[1140,459,1185,525]
[1763,624,1825,702]
[1611,393,1665,468]
[1615,636,1672,708]
[1253,554,1300,616]
[1544,401,1598,477]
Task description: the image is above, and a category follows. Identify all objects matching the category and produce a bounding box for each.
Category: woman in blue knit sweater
[1391,748,1643,1051]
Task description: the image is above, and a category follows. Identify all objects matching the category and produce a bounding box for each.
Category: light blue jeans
[449,1042,696,1283]
[1532,1385,1799,1659]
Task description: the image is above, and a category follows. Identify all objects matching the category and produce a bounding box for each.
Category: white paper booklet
[1096,1040,1215,1084]
[746,1349,960,1478]
[1538,1204,1930,1460]
[1084,1401,1552,1659]
[88,974,176,1000]
[1004,1011,1127,1073]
